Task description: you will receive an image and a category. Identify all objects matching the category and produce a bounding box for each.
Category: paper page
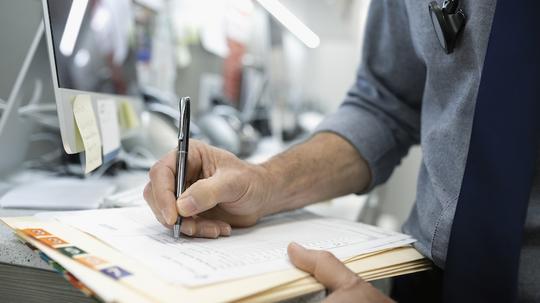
[48,207,414,287]
[73,95,102,173]
[96,99,121,159]
[1,216,423,303]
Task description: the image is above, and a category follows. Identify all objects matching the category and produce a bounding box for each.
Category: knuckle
[222,178,238,196]
[204,228,218,238]
[149,163,161,179]
[143,183,152,201]
[191,139,203,149]
[208,143,234,159]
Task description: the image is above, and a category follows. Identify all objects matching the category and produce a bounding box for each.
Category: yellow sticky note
[96,99,121,157]
[118,100,140,130]
[73,95,102,174]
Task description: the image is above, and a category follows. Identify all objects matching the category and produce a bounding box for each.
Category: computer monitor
[41,0,142,154]
[0,0,54,177]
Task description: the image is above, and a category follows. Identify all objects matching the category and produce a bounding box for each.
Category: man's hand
[144,133,371,239]
[144,140,271,238]
[287,242,394,303]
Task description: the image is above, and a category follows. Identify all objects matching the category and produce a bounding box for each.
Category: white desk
[0,209,53,268]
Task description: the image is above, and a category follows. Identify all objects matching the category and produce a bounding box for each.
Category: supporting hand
[287,242,394,303]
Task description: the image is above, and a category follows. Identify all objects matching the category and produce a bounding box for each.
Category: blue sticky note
[100,266,132,280]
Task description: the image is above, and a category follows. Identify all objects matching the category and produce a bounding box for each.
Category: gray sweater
[316,0,540,300]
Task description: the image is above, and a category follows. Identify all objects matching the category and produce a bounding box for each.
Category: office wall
[280,0,371,112]
[373,147,422,230]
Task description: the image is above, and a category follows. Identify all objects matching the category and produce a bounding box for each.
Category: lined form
[46,207,414,286]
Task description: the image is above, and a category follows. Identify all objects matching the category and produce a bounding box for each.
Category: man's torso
[395,0,540,300]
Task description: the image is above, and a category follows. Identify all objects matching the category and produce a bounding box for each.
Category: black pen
[173,97,190,239]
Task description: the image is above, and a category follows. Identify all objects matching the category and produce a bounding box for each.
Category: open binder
[1,209,430,303]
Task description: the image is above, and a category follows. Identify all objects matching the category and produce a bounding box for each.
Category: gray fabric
[316,0,539,300]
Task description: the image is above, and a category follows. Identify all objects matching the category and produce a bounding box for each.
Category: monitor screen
[45,0,139,97]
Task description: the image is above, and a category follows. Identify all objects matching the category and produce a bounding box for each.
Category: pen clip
[178,97,190,141]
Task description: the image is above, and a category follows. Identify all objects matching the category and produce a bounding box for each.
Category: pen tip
[173,225,180,239]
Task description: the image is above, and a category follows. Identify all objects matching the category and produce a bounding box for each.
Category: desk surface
[0,208,51,270]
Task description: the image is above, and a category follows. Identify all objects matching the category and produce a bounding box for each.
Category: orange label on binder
[22,228,52,238]
[38,236,68,248]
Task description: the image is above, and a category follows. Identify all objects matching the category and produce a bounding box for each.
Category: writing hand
[144,140,271,238]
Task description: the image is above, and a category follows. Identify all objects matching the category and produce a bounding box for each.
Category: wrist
[254,162,281,217]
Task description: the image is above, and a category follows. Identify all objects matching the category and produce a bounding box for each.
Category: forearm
[259,132,371,216]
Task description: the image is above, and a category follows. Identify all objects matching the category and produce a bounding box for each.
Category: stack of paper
[1,207,430,302]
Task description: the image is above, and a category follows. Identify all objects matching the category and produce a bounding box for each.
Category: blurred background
[0,0,421,233]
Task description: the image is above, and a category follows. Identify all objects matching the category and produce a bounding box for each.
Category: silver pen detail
[173,97,190,239]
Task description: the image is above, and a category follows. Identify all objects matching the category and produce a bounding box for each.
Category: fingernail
[224,226,232,236]
[184,225,194,236]
[177,196,198,216]
[290,242,305,251]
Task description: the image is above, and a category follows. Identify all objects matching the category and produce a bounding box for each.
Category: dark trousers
[390,267,444,303]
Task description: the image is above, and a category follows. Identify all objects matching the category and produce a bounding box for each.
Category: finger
[154,149,177,173]
[153,141,204,184]
[143,182,167,226]
[176,171,245,217]
[199,207,259,228]
[147,140,208,225]
[287,242,360,292]
[180,217,231,238]
[148,162,178,225]
[216,220,232,236]
[186,140,204,183]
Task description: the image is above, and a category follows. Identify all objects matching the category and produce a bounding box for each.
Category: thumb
[287,242,362,292]
[176,171,245,216]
